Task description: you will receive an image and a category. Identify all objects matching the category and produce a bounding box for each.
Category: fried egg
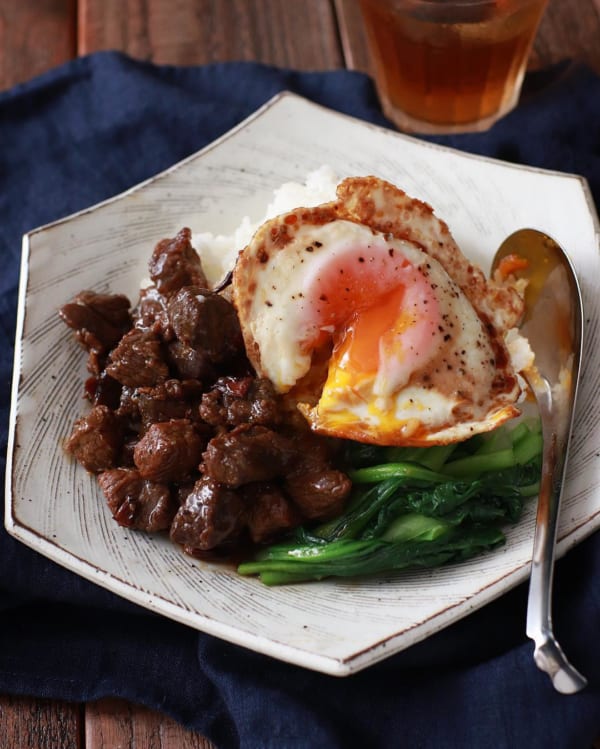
[233,176,525,446]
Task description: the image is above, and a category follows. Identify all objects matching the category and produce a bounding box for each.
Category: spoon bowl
[492,229,586,694]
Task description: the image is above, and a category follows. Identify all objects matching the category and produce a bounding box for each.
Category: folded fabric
[1,51,599,749]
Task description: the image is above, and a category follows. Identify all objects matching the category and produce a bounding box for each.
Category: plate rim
[6,89,600,676]
[20,90,600,241]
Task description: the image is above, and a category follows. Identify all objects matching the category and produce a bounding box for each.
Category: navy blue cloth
[1,52,599,748]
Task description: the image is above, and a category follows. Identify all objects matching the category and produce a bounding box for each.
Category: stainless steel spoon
[492,229,586,694]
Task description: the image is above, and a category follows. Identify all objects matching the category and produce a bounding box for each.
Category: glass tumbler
[358,0,549,134]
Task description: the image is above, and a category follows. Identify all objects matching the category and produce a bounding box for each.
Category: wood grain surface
[0,0,76,88]
[2,1,600,748]
[85,699,214,749]
[0,695,81,749]
[78,0,344,69]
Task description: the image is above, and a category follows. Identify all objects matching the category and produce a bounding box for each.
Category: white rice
[192,165,339,284]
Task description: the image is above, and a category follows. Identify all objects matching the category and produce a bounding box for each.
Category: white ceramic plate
[6,92,600,676]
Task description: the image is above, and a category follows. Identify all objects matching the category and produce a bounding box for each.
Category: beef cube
[120,437,138,468]
[105,328,169,388]
[84,371,122,410]
[167,287,243,363]
[285,467,351,520]
[134,379,204,431]
[59,290,132,356]
[278,426,350,520]
[98,468,175,532]
[114,386,142,426]
[64,405,123,473]
[167,340,216,381]
[243,483,299,544]
[148,227,208,296]
[170,477,246,551]
[199,376,281,427]
[175,481,196,506]
[202,425,296,487]
[133,419,205,483]
[85,350,104,376]
[133,285,172,338]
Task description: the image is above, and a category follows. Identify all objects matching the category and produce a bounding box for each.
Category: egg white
[233,177,523,446]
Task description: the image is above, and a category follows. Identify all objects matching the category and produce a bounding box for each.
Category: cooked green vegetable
[238,418,542,585]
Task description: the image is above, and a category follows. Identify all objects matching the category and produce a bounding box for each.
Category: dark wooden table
[2,1,600,746]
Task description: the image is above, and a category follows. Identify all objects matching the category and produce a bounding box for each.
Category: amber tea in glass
[358,0,548,134]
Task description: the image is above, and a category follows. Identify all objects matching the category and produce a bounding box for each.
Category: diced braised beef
[59,291,132,356]
[133,419,206,483]
[148,227,208,296]
[60,227,356,561]
[134,379,204,431]
[133,285,172,338]
[84,371,122,409]
[285,466,351,520]
[115,386,140,422]
[105,329,169,388]
[170,476,246,551]
[167,287,243,363]
[280,428,351,519]
[243,483,299,543]
[175,481,196,506]
[202,425,296,487]
[98,468,176,532]
[167,340,217,381]
[167,286,209,345]
[86,351,103,377]
[64,405,123,473]
[199,376,281,427]
[120,437,138,468]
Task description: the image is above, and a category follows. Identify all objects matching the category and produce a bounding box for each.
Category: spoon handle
[525,376,587,694]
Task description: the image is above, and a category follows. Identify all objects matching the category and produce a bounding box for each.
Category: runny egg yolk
[337,287,409,376]
[301,243,442,403]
